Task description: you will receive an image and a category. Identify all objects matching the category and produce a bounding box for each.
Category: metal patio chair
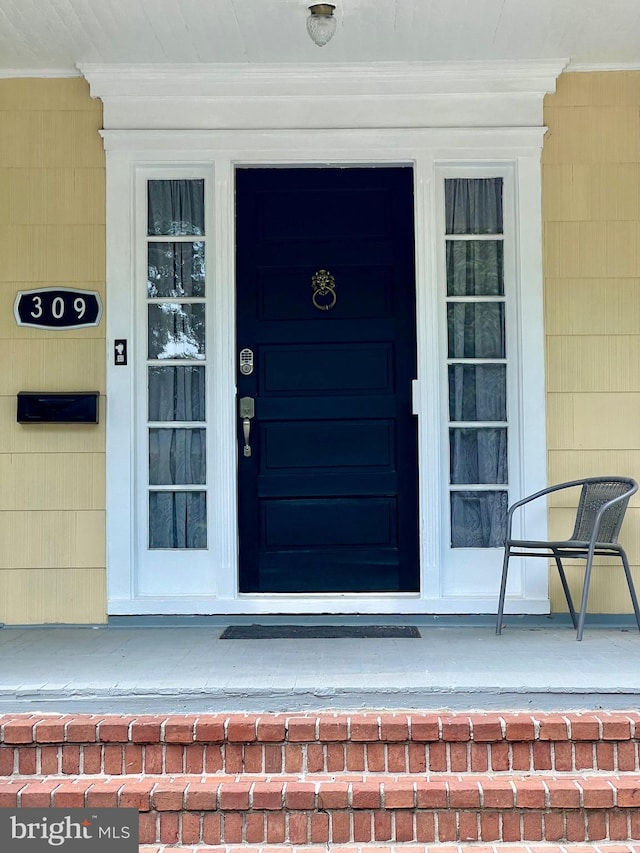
[496,476,640,641]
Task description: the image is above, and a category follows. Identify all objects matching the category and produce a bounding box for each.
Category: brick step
[2,712,639,776]
[1,774,639,844]
[139,846,640,853]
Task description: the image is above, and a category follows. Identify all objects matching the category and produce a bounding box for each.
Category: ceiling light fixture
[307,4,337,47]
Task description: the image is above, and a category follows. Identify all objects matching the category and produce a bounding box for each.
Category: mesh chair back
[571,479,633,543]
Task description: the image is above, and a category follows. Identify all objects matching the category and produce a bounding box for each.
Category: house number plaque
[14,287,103,330]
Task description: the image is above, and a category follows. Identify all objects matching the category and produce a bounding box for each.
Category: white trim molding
[86,60,562,616]
[81,60,566,131]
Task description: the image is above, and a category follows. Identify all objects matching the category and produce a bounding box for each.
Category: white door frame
[84,61,564,616]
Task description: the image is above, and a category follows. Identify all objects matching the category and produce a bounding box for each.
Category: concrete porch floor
[0,615,639,714]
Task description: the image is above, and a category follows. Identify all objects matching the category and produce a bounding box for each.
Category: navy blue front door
[236,167,418,593]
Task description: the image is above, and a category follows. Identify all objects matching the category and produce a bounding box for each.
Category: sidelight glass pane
[450,428,507,485]
[149,491,207,549]
[149,428,206,485]
[445,177,503,234]
[446,241,504,296]
[450,491,507,548]
[147,179,204,236]
[448,365,506,422]
[148,242,205,298]
[447,303,505,359]
[148,366,205,422]
[148,303,205,360]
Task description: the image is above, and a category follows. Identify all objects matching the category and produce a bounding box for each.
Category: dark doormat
[219,625,421,639]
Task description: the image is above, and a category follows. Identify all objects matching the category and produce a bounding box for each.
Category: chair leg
[576,550,596,641]
[620,548,640,633]
[553,553,578,629]
[496,546,511,635]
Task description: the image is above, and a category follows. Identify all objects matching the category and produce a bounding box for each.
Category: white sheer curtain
[445,178,503,235]
[445,178,508,548]
[146,180,207,549]
[148,179,204,236]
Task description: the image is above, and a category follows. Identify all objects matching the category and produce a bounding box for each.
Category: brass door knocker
[311,269,337,311]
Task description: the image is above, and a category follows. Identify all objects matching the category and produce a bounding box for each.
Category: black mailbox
[17,392,99,424]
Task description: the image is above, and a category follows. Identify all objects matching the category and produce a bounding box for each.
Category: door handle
[242,418,252,457]
[239,397,255,457]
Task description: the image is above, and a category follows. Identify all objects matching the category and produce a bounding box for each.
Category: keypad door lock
[239,348,254,376]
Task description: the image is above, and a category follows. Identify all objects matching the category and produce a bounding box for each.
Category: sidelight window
[146,179,207,549]
[445,177,508,548]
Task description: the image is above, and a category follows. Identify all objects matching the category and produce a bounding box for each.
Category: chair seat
[509,538,621,551]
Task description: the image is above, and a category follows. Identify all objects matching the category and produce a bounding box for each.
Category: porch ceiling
[0,0,639,75]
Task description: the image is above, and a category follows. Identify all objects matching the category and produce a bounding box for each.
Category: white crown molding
[80,59,567,132]
[81,59,568,96]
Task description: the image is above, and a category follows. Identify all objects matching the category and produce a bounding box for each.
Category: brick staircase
[1,711,640,852]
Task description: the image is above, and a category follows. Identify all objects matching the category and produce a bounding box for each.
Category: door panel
[262,344,393,392]
[236,167,418,594]
[262,420,394,470]
[263,498,397,548]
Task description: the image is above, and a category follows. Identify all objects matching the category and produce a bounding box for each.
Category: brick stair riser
[103,808,640,846]
[140,846,640,853]
[1,713,639,777]
[1,804,639,845]
[1,777,639,845]
[137,846,640,853]
[3,741,640,777]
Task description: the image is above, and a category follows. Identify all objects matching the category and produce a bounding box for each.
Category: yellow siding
[0,168,105,226]
[0,511,104,568]
[543,70,640,613]
[0,79,106,624]
[0,569,106,625]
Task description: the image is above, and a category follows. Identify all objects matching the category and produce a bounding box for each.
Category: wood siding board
[542,105,640,164]
[0,568,107,624]
[545,278,640,336]
[543,164,640,222]
[549,450,640,493]
[0,168,105,225]
[0,340,105,392]
[546,71,640,108]
[0,453,105,511]
[544,221,640,278]
[0,511,105,569]
[546,339,640,392]
[0,224,106,281]
[0,78,100,112]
